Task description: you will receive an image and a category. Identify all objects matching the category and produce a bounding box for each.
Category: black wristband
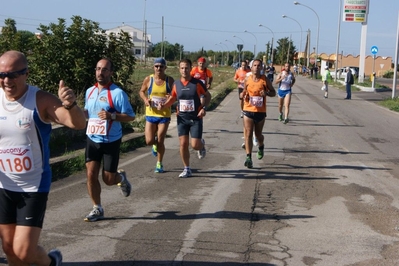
[202,106,207,111]
[63,101,77,110]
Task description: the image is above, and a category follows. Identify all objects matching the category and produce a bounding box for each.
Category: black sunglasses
[0,68,28,79]
[154,65,165,69]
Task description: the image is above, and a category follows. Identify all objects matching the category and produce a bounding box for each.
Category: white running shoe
[198,139,206,159]
[179,168,192,178]
[253,132,258,147]
[84,206,104,222]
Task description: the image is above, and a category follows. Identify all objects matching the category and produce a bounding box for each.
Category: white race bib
[249,96,264,107]
[179,99,195,112]
[86,118,108,136]
[0,145,34,174]
[151,96,167,108]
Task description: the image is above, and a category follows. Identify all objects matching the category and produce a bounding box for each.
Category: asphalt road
[2,76,399,265]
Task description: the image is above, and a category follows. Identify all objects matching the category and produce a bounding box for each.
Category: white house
[105,24,152,60]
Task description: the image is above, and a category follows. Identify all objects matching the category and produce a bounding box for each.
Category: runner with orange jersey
[190,57,213,89]
[240,59,276,168]
[234,60,251,118]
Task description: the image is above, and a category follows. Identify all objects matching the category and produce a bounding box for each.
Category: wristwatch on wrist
[202,106,207,111]
[63,101,77,110]
[111,112,116,120]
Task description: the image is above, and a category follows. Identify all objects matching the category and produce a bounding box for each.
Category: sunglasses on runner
[0,68,28,79]
[154,65,165,69]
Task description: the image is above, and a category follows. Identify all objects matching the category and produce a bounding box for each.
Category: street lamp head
[294,1,300,5]
[244,30,248,33]
[282,15,287,18]
[258,24,262,27]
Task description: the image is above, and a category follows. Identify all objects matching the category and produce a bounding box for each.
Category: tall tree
[274,37,297,65]
[0,19,18,53]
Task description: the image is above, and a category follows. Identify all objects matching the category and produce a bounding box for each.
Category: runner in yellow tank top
[139,58,174,173]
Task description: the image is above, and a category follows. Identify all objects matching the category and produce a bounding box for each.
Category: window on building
[135,49,141,55]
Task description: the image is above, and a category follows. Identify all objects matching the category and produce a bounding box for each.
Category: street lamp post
[220,42,229,65]
[258,24,275,63]
[282,15,303,65]
[225,39,237,62]
[335,0,343,82]
[294,1,320,68]
[233,35,245,62]
[244,30,257,59]
[215,43,224,66]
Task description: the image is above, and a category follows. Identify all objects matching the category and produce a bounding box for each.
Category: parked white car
[331,66,359,79]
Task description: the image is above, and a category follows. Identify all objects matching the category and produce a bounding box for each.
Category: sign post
[343,0,370,83]
[371,45,378,91]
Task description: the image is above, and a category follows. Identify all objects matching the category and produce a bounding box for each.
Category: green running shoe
[155,162,164,173]
[257,148,264,160]
[244,156,253,168]
[151,144,158,157]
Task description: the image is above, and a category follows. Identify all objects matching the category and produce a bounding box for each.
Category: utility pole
[161,16,164,58]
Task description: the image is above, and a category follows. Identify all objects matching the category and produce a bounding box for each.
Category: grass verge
[379,97,399,112]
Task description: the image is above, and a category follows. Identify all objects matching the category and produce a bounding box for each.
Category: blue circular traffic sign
[371,45,378,55]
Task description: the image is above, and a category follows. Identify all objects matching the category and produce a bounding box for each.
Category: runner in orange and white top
[190,57,213,89]
[240,59,276,168]
[234,60,251,118]
[190,57,213,108]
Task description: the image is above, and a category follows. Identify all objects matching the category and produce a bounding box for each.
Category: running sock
[94,204,102,209]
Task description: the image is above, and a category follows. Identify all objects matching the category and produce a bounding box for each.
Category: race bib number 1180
[0,145,34,174]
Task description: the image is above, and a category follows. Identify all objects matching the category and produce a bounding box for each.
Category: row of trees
[0,17,135,98]
[147,38,298,66]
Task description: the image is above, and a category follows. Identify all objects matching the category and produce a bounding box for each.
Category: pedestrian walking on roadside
[314,65,319,79]
[321,66,331,98]
[159,59,211,178]
[139,58,174,173]
[83,58,135,222]
[275,62,296,124]
[0,50,87,265]
[345,66,354,99]
[241,59,276,168]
